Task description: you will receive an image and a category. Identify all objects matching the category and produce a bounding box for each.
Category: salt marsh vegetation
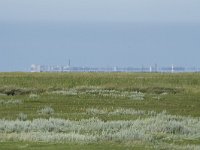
[51,86,145,100]
[29,93,40,100]
[0,72,200,149]
[0,99,23,105]
[0,112,200,150]
[17,113,28,121]
[86,108,146,116]
[37,106,55,115]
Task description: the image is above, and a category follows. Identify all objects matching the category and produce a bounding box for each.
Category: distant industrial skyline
[31,63,200,73]
[0,1,200,72]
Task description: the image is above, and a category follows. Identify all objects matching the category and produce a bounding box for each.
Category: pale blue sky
[0,0,200,23]
[0,0,200,71]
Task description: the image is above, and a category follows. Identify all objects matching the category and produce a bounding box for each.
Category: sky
[0,0,200,71]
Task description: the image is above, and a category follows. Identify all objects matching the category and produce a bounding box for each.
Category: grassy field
[0,72,200,150]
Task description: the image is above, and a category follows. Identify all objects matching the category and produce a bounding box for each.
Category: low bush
[17,113,28,121]
[0,112,199,145]
[38,106,54,115]
[0,99,23,106]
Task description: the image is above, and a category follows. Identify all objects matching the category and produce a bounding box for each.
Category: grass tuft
[38,106,55,115]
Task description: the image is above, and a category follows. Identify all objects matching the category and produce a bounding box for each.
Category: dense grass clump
[0,99,23,105]
[38,106,55,115]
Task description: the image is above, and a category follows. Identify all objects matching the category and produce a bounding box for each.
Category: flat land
[0,72,200,150]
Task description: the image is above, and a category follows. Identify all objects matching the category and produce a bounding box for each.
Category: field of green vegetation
[0,72,200,150]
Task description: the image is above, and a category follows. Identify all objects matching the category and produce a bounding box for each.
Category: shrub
[0,86,40,96]
[109,108,145,115]
[0,99,23,106]
[17,113,28,121]
[29,94,40,102]
[0,111,199,148]
[50,86,145,100]
[38,106,54,115]
[86,108,107,115]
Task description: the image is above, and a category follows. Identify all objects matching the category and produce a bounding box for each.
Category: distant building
[31,64,41,72]
[30,64,199,73]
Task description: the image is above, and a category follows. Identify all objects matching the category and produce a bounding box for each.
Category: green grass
[0,72,200,149]
[0,142,150,150]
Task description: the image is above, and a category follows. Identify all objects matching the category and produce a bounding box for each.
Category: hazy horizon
[0,1,200,72]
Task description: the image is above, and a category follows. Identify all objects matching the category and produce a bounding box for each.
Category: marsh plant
[0,99,23,106]
[86,108,107,115]
[0,86,37,96]
[1,73,200,149]
[51,89,78,96]
[17,113,28,121]
[29,94,39,100]
[109,108,146,115]
[0,132,96,143]
[51,86,145,100]
[0,112,200,149]
[38,106,54,115]
[86,108,146,116]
